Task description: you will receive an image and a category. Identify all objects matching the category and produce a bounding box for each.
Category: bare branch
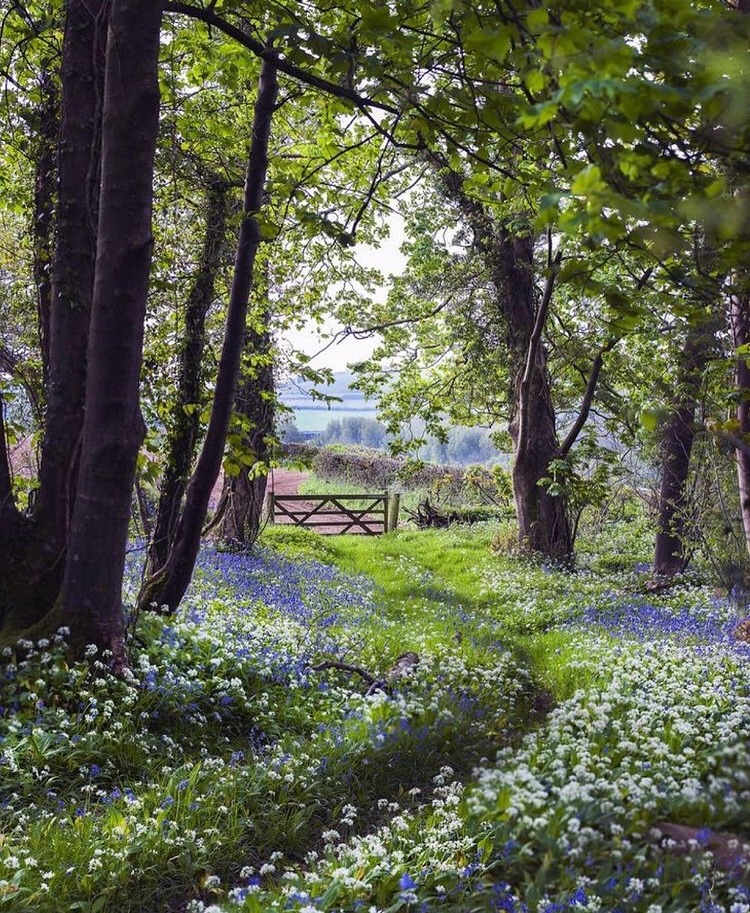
[0,344,43,424]
[345,300,450,339]
[311,659,382,688]
[557,338,618,458]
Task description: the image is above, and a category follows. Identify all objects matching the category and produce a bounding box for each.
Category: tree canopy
[0,0,749,658]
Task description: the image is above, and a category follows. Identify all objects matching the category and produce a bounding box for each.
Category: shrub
[309,447,503,508]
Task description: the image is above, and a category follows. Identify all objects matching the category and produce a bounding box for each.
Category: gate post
[267,491,276,524]
[388,493,401,532]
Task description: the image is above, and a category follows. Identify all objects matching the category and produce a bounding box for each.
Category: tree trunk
[36,0,106,564]
[511,389,572,558]
[51,0,163,663]
[731,292,750,556]
[0,395,15,518]
[219,317,275,546]
[653,326,711,576]
[434,164,573,559]
[653,402,698,576]
[139,57,279,613]
[0,0,107,631]
[146,175,231,575]
[134,477,153,540]
[494,233,572,559]
[32,66,60,389]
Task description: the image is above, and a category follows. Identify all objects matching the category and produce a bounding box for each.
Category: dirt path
[209,468,309,512]
[266,468,309,497]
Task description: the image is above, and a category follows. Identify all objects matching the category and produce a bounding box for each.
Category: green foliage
[539,434,626,543]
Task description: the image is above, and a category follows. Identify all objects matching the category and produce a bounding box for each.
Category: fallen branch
[310,652,421,696]
[311,659,381,688]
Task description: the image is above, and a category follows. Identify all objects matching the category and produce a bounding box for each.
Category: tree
[654,317,718,576]
[145,171,233,576]
[138,56,280,613]
[352,177,625,559]
[0,0,163,664]
[217,300,276,547]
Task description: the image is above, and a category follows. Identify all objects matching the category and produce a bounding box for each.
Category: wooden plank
[272,493,387,501]
[387,493,401,532]
[285,520,384,529]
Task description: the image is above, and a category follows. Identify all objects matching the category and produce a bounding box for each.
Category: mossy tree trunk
[653,322,714,577]
[146,175,232,576]
[138,56,279,613]
[437,166,574,559]
[0,0,107,633]
[53,0,163,665]
[731,292,750,558]
[218,313,275,547]
[1,0,164,667]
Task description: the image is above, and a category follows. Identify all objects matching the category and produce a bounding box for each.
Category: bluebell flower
[569,887,588,906]
[399,873,417,891]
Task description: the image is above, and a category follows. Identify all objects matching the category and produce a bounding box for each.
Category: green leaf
[570,165,605,196]
[525,70,546,94]
[527,7,549,30]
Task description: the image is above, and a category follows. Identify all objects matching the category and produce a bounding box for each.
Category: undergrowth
[1,517,749,912]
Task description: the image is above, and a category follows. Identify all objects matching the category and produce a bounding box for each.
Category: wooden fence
[268,492,400,535]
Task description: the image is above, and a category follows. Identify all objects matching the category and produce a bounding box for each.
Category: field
[1,520,749,912]
[286,406,379,433]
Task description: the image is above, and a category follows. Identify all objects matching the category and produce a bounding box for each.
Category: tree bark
[653,402,698,577]
[146,175,231,575]
[0,0,107,631]
[501,236,572,559]
[32,66,60,388]
[0,395,15,517]
[653,325,712,576]
[731,292,750,557]
[139,57,279,613]
[434,164,573,559]
[36,0,106,562]
[52,0,163,663]
[219,317,275,546]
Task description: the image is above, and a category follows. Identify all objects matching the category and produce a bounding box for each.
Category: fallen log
[653,822,750,880]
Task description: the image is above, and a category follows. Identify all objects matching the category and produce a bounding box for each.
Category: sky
[282,216,406,372]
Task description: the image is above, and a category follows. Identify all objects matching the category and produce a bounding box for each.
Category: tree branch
[0,343,43,424]
[557,338,618,458]
[163,2,400,115]
[344,300,450,339]
[311,659,382,689]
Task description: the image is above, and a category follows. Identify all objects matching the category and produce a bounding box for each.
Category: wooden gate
[268,492,399,535]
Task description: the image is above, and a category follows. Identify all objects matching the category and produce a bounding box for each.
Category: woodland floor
[1,519,749,912]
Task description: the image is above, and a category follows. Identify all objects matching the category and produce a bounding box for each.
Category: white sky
[282,217,406,372]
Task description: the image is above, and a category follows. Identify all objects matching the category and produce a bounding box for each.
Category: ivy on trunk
[139,56,279,613]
